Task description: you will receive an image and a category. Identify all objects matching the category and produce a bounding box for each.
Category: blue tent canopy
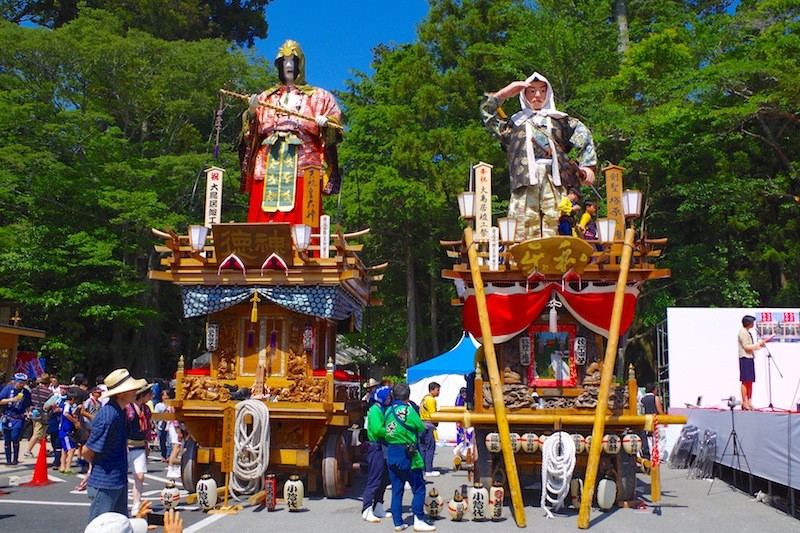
[407,332,479,384]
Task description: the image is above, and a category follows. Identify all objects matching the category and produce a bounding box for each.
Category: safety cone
[23,438,53,487]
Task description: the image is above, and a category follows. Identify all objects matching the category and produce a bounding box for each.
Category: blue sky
[254,0,430,92]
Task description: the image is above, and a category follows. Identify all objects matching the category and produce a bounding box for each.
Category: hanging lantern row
[485,432,642,455]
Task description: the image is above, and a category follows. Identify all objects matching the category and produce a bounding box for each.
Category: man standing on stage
[738,315,765,411]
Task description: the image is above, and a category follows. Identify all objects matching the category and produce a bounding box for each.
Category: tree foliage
[1,0,798,382]
[0,0,273,46]
[0,10,259,377]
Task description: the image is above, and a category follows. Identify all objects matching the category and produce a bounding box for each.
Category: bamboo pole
[577,227,636,529]
[464,227,526,528]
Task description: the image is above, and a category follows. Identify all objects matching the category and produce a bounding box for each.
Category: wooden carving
[182,376,231,402]
[276,349,328,403]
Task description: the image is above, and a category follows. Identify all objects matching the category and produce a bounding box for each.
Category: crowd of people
[0,368,185,533]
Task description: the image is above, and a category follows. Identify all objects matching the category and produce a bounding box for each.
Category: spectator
[24,374,53,458]
[383,382,433,532]
[154,390,170,461]
[84,368,146,522]
[59,390,81,474]
[48,375,60,395]
[166,389,183,479]
[419,381,441,477]
[1,372,32,466]
[44,383,68,469]
[360,385,393,523]
[126,383,154,515]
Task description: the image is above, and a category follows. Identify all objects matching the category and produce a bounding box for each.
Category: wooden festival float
[432,163,687,527]
[149,167,385,500]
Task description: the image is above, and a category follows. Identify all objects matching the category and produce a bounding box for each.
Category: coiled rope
[540,431,576,518]
[230,400,271,497]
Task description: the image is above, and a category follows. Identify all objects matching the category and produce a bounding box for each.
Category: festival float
[148,40,385,502]
[432,162,688,527]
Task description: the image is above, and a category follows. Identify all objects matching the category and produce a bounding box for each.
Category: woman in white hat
[83,369,146,523]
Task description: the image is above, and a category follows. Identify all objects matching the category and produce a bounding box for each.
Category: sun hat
[84,512,148,533]
[136,382,155,396]
[364,378,379,388]
[101,369,147,400]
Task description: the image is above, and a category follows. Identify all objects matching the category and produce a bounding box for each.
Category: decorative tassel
[547,295,562,333]
[250,292,261,323]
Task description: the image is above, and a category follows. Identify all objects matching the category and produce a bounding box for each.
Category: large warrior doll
[481,72,596,240]
[239,40,343,224]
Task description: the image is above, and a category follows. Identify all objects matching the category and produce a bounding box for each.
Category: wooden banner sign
[220,406,235,473]
[474,162,493,242]
[602,164,625,242]
[509,237,593,276]
[212,223,292,268]
[204,167,225,228]
[302,167,322,228]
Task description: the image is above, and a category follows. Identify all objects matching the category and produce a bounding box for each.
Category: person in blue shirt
[83,368,146,522]
[1,372,33,466]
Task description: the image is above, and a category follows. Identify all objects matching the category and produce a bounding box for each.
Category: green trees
[1,0,797,379]
[1,0,273,46]
[0,10,256,376]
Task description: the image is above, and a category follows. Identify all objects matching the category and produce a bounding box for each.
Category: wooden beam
[464,227,526,528]
[578,227,636,529]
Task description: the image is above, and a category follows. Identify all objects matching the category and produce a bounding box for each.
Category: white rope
[540,431,576,518]
[229,400,271,498]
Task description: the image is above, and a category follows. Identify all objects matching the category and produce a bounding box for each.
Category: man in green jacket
[383,383,435,531]
[360,385,393,522]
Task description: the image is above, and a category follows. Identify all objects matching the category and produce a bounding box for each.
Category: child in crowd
[577,200,598,241]
[557,188,582,236]
[59,390,81,474]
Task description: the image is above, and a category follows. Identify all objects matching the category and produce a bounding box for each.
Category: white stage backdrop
[667,307,800,411]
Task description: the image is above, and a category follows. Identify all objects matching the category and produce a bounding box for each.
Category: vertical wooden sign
[205,166,225,228]
[474,162,493,242]
[603,164,626,242]
[488,227,500,271]
[319,214,330,258]
[220,406,236,473]
[302,167,322,228]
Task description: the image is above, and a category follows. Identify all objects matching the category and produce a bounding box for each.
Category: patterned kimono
[239,40,342,224]
[481,72,596,240]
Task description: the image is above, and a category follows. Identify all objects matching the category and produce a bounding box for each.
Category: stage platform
[686,407,800,490]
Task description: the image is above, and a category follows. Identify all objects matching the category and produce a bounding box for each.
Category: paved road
[1,441,797,532]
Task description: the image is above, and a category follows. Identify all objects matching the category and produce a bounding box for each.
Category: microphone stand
[763,343,784,411]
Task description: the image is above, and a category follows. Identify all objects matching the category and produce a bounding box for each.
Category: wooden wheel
[181,437,200,492]
[322,432,348,498]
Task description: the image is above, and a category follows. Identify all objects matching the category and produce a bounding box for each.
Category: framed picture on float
[526,324,578,387]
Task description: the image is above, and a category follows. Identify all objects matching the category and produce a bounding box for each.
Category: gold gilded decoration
[509,237,593,276]
[302,167,322,227]
[183,376,232,402]
[216,352,236,380]
[276,349,328,402]
[272,421,306,449]
[212,223,292,268]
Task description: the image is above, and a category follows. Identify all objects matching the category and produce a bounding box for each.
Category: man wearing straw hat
[83,369,147,522]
